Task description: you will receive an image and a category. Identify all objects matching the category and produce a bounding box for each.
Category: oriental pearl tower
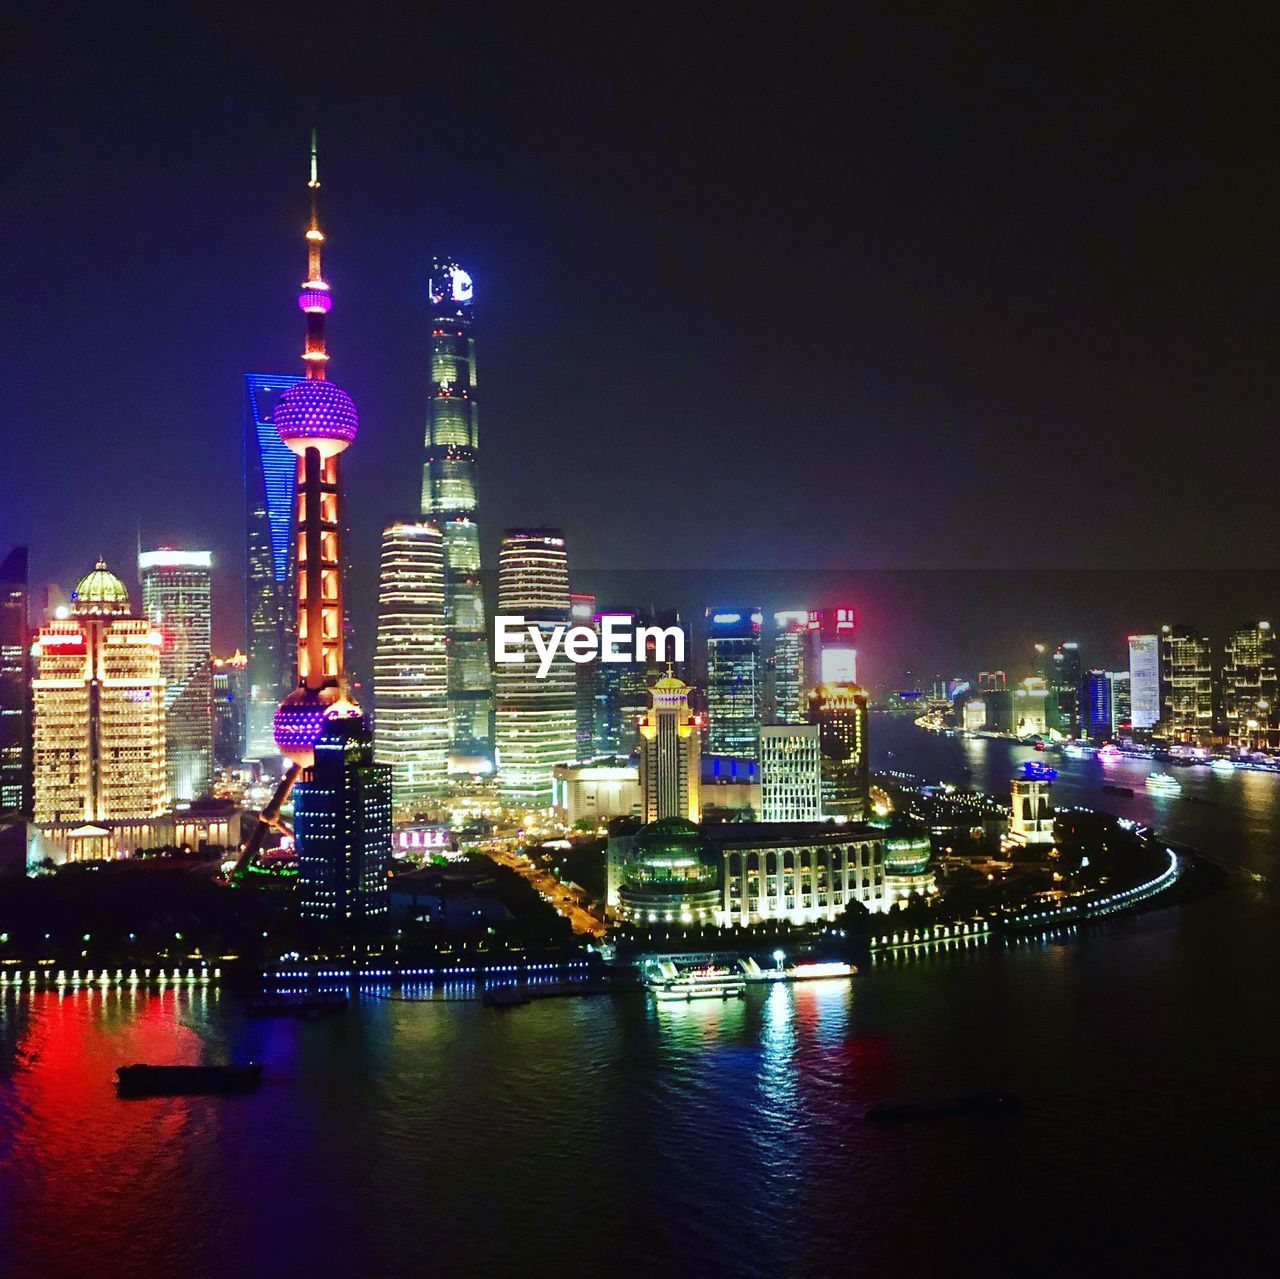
[234,132,363,877]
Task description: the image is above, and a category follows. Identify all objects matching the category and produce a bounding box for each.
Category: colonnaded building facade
[606,816,934,928]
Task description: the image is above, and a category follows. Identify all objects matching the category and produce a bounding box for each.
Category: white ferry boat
[1145,772,1182,796]
[643,959,746,1001]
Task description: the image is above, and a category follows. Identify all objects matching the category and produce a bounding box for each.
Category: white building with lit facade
[759,723,821,821]
[607,818,934,927]
[373,521,449,814]
[139,549,213,802]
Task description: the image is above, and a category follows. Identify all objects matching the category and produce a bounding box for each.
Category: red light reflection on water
[2,990,216,1267]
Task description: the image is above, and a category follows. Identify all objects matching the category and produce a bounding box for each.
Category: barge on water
[116,1063,263,1097]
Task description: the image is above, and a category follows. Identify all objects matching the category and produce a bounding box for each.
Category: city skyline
[6,7,1280,651]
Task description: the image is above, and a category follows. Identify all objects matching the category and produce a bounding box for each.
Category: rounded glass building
[616,817,723,925]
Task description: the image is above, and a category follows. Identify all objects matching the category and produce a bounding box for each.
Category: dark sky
[2,2,1278,666]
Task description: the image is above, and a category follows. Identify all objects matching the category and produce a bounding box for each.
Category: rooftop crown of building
[70,559,132,617]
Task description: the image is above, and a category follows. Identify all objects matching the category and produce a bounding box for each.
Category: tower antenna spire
[300,127,330,379]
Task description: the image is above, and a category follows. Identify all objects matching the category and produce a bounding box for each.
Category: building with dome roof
[613,817,723,925]
[31,558,167,833]
[608,814,935,927]
[69,558,133,616]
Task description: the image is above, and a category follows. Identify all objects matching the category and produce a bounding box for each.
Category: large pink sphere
[273,685,345,767]
[274,380,358,458]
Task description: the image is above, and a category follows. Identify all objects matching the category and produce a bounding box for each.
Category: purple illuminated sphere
[274,686,344,767]
[274,380,358,457]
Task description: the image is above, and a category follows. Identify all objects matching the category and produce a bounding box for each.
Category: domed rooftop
[632,816,717,870]
[70,559,131,616]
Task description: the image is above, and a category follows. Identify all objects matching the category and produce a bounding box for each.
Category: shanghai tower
[420,260,493,759]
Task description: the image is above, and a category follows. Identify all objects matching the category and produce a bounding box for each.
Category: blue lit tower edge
[420,258,493,760]
[244,373,305,759]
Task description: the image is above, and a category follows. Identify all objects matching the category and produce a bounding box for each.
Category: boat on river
[1145,773,1182,796]
[643,959,745,1001]
[116,1063,263,1097]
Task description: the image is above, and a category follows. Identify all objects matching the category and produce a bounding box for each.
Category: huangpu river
[3,717,1278,1277]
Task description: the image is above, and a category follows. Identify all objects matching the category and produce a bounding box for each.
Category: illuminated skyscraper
[569,593,597,759]
[295,713,391,921]
[1221,622,1278,751]
[637,674,702,822]
[759,723,821,821]
[211,651,248,766]
[139,549,213,801]
[0,547,30,813]
[1128,634,1160,731]
[705,608,762,758]
[420,258,492,756]
[494,528,575,808]
[769,610,808,724]
[243,371,306,758]
[31,561,166,823]
[807,682,869,820]
[235,132,389,922]
[373,522,448,813]
[1082,669,1112,740]
[592,609,634,756]
[804,608,858,689]
[1050,641,1083,736]
[1158,625,1213,743]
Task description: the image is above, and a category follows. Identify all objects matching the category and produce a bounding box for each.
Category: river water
[2,717,1277,1278]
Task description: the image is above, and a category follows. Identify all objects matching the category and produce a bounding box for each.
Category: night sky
[2,3,1278,672]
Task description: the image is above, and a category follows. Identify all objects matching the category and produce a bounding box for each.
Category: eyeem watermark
[494,615,686,679]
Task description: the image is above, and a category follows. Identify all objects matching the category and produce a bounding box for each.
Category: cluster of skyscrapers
[943,623,1279,751]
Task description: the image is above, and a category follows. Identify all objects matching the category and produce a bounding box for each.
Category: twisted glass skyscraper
[420,259,492,757]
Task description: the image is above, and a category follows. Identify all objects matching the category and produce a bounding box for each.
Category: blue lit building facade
[294,713,391,921]
[420,259,493,758]
[1083,669,1113,740]
[705,608,763,758]
[243,372,305,759]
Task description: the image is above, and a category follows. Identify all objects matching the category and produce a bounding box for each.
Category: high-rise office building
[705,608,762,758]
[1158,625,1213,743]
[569,593,597,760]
[1011,676,1049,737]
[807,683,869,819]
[1082,669,1112,740]
[139,550,213,801]
[419,257,492,757]
[294,712,391,921]
[494,529,575,808]
[978,670,1007,691]
[1128,634,1160,731]
[32,560,166,824]
[770,610,808,724]
[1221,622,1278,751]
[759,723,821,821]
[243,371,306,759]
[637,674,702,822]
[373,522,448,813]
[592,610,634,757]
[211,651,248,767]
[804,608,858,689]
[236,133,390,922]
[0,547,30,814]
[1050,641,1082,736]
[1108,670,1131,733]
